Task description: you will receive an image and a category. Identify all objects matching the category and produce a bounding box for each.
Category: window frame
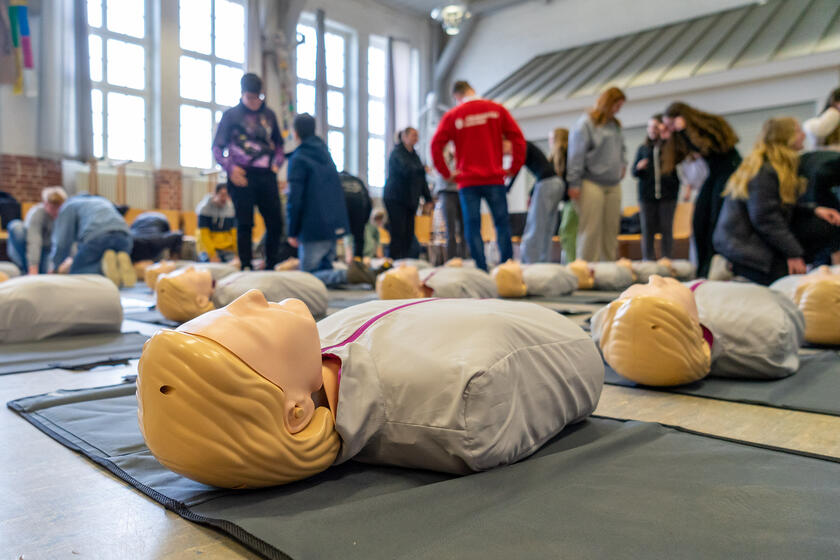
[88,0,153,165]
[177,0,248,171]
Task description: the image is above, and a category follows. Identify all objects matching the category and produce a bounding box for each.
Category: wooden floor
[2,304,839,558]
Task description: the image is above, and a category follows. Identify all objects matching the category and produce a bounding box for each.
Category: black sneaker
[346,260,376,285]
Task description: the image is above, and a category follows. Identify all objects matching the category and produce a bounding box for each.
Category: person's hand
[787,257,807,275]
[673,116,686,131]
[230,165,248,187]
[57,257,73,274]
[271,164,279,174]
[815,206,840,226]
[27,265,38,275]
[449,169,460,181]
[422,201,434,214]
[210,255,221,263]
[620,165,627,180]
[288,237,299,248]
[636,158,649,171]
[568,186,581,200]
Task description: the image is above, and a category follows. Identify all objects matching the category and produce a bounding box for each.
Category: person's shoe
[346,259,376,285]
[117,251,136,287]
[374,259,393,277]
[101,250,120,287]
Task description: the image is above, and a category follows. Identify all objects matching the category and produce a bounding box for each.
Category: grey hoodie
[566,114,626,188]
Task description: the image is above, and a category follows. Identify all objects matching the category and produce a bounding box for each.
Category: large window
[296,18,351,172]
[87,0,150,162]
[367,36,387,189]
[178,0,247,169]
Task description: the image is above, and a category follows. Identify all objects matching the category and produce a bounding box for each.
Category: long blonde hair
[588,87,625,127]
[549,128,568,177]
[723,117,806,204]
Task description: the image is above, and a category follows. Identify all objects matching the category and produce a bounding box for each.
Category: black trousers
[792,207,840,265]
[130,232,183,262]
[384,199,417,260]
[639,199,677,260]
[228,168,284,269]
[345,191,371,259]
[440,190,467,260]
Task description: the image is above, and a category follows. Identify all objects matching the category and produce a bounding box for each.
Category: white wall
[0,87,38,155]
[450,0,757,94]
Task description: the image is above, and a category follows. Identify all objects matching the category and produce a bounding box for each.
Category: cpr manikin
[144,261,177,289]
[137,290,604,488]
[0,262,20,278]
[377,265,498,299]
[145,260,238,290]
[156,266,329,322]
[770,266,840,345]
[492,260,528,298]
[568,259,636,291]
[591,276,804,386]
[0,275,122,342]
[0,271,8,283]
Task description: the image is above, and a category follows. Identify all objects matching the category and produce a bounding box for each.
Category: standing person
[50,194,135,287]
[803,87,840,150]
[286,114,373,286]
[339,171,373,261]
[383,127,433,260]
[566,87,627,263]
[6,186,66,274]
[433,144,467,260]
[519,131,567,263]
[714,117,840,285]
[632,114,682,260]
[431,80,526,271]
[663,102,740,278]
[212,73,285,270]
[196,183,238,263]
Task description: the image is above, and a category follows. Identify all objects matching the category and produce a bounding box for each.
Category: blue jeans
[69,231,133,274]
[299,239,346,287]
[520,176,565,264]
[6,219,50,273]
[458,185,513,270]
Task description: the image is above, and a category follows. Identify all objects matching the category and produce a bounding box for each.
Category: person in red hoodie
[431,81,526,270]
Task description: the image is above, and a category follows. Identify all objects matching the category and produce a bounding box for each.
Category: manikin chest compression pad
[418,267,498,299]
[318,298,604,472]
[212,271,329,319]
[8,382,840,560]
[589,262,635,291]
[0,274,123,343]
[521,263,578,297]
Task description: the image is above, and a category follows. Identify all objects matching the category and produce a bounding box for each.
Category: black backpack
[0,191,22,229]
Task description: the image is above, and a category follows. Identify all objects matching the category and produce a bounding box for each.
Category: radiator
[182,174,218,213]
[75,169,154,209]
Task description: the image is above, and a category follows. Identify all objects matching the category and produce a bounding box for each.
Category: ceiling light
[431,4,471,36]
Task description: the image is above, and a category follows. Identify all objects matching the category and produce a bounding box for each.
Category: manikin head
[445,257,464,267]
[137,291,340,488]
[568,260,594,290]
[155,266,215,322]
[792,267,840,346]
[240,73,264,111]
[596,276,711,386]
[144,260,177,289]
[0,271,8,283]
[492,260,528,298]
[376,265,427,300]
[452,80,476,104]
[616,258,638,281]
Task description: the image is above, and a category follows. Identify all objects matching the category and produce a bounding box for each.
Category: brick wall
[0,154,62,203]
[154,169,182,210]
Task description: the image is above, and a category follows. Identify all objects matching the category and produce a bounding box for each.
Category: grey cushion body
[769,274,804,301]
[695,281,804,379]
[212,271,328,319]
[0,261,21,277]
[318,298,604,473]
[393,258,432,270]
[590,262,634,291]
[0,275,122,343]
[174,261,238,281]
[522,264,578,297]
[669,259,696,281]
[419,267,499,298]
[631,261,672,283]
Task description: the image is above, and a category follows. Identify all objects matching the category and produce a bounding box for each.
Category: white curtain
[37,0,92,161]
[247,0,305,138]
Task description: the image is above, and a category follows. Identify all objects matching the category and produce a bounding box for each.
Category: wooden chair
[180,211,198,237]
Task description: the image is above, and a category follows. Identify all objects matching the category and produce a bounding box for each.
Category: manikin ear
[196,293,210,309]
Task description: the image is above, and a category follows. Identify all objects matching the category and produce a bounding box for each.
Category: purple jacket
[212,102,285,173]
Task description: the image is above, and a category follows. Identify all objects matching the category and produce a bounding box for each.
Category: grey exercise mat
[119,284,154,297]
[8,384,840,560]
[537,290,619,304]
[123,308,180,328]
[0,332,149,375]
[604,351,840,417]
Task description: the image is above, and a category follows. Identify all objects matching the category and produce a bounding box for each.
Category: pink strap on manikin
[689,281,713,347]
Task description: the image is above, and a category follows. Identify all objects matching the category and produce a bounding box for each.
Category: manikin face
[619,275,699,323]
[179,290,324,434]
[170,266,214,303]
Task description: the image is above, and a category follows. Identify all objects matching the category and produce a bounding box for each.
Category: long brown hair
[665,102,738,156]
[549,128,569,177]
[589,87,626,127]
[723,117,806,204]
